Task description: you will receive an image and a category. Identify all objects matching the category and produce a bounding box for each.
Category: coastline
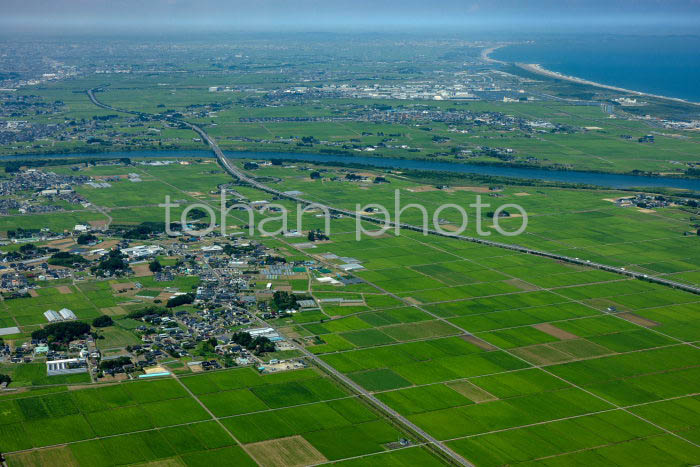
[518,63,700,106]
[480,44,507,65]
[482,46,700,106]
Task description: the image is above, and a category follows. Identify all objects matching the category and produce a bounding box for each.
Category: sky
[3,0,700,32]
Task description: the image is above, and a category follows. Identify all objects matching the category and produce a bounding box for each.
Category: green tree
[92,249,129,276]
[166,293,195,308]
[149,259,163,272]
[92,315,114,328]
[76,233,98,245]
[48,251,87,268]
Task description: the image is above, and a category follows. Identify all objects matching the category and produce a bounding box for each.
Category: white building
[58,308,77,320]
[46,358,87,376]
[44,310,61,322]
[121,244,163,259]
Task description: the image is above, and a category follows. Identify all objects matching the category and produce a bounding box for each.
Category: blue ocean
[492,35,700,102]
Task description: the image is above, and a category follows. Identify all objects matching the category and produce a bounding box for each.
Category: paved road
[87,87,700,462]
[86,87,700,297]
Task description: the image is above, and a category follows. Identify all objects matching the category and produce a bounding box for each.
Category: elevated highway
[87,87,700,297]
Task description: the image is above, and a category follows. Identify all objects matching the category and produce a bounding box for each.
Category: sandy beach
[481,46,700,106]
[517,63,700,106]
[480,45,507,65]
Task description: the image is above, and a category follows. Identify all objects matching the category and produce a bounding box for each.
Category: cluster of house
[0,272,28,291]
[0,169,91,213]
[615,194,671,210]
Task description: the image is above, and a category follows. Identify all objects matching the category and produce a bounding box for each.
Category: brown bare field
[406,185,440,192]
[506,278,540,291]
[246,436,327,467]
[513,192,531,196]
[279,326,301,339]
[534,323,578,340]
[448,380,497,403]
[46,238,75,251]
[101,306,127,316]
[512,344,572,365]
[156,292,174,301]
[94,174,127,180]
[461,334,497,351]
[8,446,79,467]
[69,382,118,391]
[132,264,154,277]
[451,186,491,193]
[403,297,422,305]
[100,373,129,382]
[438,224,462,232]
[359,231,393,238]
[110,282,135,292]
[88,219,109,229]
[619,312,659,327]
[56,286,73,294]
[28,289,39,297]
[188,363,204,372]
[95,239,119,249]
[131,458,186,467]
[637,208,656,213]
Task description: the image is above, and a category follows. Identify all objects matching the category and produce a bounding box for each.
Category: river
[6,150,700,191]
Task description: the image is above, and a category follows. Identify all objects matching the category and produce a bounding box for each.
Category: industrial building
[46,358,88,376]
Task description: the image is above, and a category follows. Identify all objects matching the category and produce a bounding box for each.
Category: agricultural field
[0,275,200,342]
[4,70,700,175]
[2,366,442,466]
[2,156,699,466]
[244,162,700,288]
[2,29,699,467]
[242,203,699,466]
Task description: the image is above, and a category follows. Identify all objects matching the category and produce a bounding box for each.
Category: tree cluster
[127,306,171,320]
[99,356,132,371]
[231,331,276,355]
[48,251,87,268]
[92,249,129,276]
[272,291,297,311]
[166,293,195,308]
[92,315,114,328]
[307,229,329,242]
[31,321,91,346]
[196,337,219,357]
[149,259,162,272]
[76,233,98,245]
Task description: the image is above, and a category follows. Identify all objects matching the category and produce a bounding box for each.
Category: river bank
[4,149,700,191]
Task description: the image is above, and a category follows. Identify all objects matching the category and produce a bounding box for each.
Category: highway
[85,87,700,465]
[87,87,700,298]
